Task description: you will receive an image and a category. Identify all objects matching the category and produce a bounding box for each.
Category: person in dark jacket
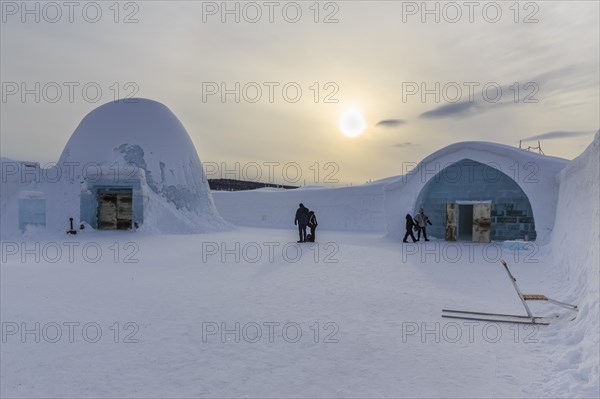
[307,210,318,242]
[403,212,417,243]
[294,203,310,242]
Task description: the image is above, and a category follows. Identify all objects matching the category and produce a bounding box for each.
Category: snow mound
[540,132,599,397]
[59,98,218,216]
[1,100,229,236]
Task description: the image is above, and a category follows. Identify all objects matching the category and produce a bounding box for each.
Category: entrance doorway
[445,201,491,242]
[458,205,473,241]
[97,188,133,230]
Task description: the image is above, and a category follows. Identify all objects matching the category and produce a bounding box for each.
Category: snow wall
[211,182,387,233]
[541,132,599,397]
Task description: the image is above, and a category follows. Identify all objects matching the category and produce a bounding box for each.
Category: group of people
[404,208,432,243]
[294,203,318,243]
[293,203,430,244]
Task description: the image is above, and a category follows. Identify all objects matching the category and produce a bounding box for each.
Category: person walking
[403,212,418,243]
[413,208,432,241]
[294,203,310,243]
[307,210,318,242]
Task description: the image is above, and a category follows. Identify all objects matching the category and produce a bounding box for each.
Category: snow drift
[538,132,600,397]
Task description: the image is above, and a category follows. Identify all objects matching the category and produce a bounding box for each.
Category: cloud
[522,130,596,141]
[391,142,416,148]
[419,65,598,120]
[376,119,406,127]
[419,102,477,119]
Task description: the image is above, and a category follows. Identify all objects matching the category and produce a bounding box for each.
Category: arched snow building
[384,141,568,243]
[58,98,226,232]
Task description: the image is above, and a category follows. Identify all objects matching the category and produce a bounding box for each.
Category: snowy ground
[2,135,598,398]
[1,227,589,398]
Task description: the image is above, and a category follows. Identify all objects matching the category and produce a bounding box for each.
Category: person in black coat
[294,203,310,243]
[307,210,318,242]
[403,213,418,243]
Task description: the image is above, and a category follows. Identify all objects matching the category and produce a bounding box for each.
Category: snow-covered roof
[58,99,201,179]
[18,191,45,199]
[385,140,568,191]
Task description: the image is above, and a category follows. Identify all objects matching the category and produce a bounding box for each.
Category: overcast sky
[1,1,599,185]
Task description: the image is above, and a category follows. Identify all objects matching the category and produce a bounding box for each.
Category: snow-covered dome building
[384,141,569,243]
[58,98,226,232]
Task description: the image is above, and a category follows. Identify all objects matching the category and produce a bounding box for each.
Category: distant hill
[208,179,299,191]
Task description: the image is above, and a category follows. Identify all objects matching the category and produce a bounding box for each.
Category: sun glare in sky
[339,108,366,137]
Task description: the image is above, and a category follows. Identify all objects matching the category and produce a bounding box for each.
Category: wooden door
[472,203,491,243]
[445,203,457,241]
[97,189,132,230]
[116,194,132,230]
[98,192,118,230]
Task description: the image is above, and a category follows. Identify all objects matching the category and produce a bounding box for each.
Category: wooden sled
[442,260,578,325]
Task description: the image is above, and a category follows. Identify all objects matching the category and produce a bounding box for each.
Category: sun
[339,108,366,137]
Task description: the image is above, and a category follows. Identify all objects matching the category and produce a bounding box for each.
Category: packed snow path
[1,228,582,398]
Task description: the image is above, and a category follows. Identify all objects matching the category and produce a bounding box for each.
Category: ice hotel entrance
[445,201,492,242]
[97,188,133,230]
[417,158,536,242]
